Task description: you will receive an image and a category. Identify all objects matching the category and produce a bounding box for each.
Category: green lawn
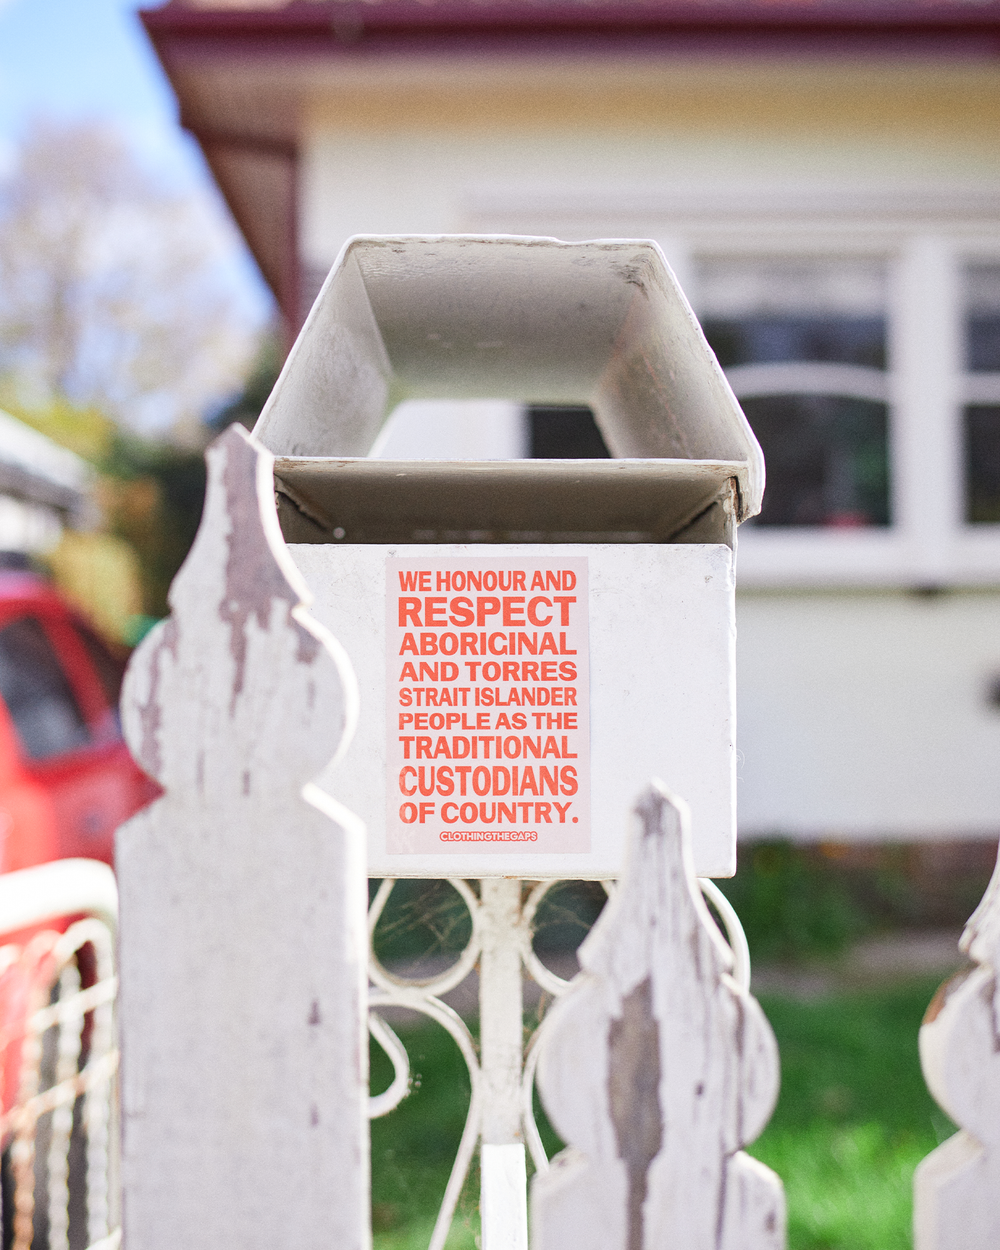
[371,1020,480,1250]
[371,975,954,1250]
[751,979,955,1250]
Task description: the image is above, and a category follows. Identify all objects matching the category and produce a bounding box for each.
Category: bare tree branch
[0,120,264,435]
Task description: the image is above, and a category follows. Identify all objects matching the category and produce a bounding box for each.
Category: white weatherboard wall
[736,591,1000,840]
[372,399,526,460]
[295,543,737,878]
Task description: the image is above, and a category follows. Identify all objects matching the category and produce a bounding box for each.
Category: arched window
[697,257,890,528]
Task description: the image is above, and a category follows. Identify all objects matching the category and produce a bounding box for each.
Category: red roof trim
[142,1,1000,34]
[139,0,1000,336]
[141,2,1000,62]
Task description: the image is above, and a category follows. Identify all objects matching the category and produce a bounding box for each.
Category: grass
[751,978,955,1250]
[370,1019,480,1249]
[370,975,955,1250]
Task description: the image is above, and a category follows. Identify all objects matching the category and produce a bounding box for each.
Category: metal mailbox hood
[254,234,764,535]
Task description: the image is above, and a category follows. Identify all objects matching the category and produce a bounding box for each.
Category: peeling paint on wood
[116,425,368,1250]
[531,782,784,1250]
[608,978,662,1250]
[220,432,321,708]
[915,839,1000,1249]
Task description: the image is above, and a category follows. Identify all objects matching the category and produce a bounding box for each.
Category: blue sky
[0,0,272,313]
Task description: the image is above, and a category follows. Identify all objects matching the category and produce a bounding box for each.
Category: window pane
[702,315,885,369]
[965,404,1000,522]
[0,617,91,759]
[699,257,887,368]
[742,395,890,527]
[965,264,1000,373]
[697,257,890,529]
[528,406,610,458]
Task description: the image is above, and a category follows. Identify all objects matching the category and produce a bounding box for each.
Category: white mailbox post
[257,234,763,879]
[252,234,764,1249]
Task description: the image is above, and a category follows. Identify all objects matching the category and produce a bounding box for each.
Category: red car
[0,568,153,1239]
[0,568,155,877]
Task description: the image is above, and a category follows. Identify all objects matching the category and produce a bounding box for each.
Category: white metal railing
[0,860,120,1250]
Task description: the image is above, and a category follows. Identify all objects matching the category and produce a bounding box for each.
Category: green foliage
[0,388,207,618]
[0,388,117,462]
[371,880,475,972]
[756,981,946,1134]
[100,430,206,617]
[714,840,994,963]
[530,880,607,953]
[370,879,608,974]
[753,1123,931,1250]
[716,842,870,962]
[370,1018,479,1248]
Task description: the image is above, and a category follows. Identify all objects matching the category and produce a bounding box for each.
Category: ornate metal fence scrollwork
[366,823,760,1250]
[367,877,484,1250]
[0,861,120,1250]
[101,420,1000,1250]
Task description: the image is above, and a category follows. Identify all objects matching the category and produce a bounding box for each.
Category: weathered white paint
[254,235,763,519]
[481,1144,529,1250]
[116,426,370,1250]
[532,782,784,1250]
[479,879,529,1250]
[479,880,525,1147]
[915,841,1000,1249]
[293,542,739,877]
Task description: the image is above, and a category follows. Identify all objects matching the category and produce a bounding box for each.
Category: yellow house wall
[301,56,1000,266]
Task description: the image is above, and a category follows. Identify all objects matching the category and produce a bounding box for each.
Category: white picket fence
[4,422,998,1249]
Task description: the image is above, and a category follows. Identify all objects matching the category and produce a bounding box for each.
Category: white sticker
[386,556,590,854]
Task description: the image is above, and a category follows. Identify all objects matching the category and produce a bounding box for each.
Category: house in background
[0,409,143,644]
[0,408,92,554]
[143,0,1000,853]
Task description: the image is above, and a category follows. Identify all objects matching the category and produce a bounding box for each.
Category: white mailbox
[254,235,763,878]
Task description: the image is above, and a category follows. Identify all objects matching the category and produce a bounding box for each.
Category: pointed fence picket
[115,426,369,1250]
[531,782,784,1250]
[915,844,1000,1250]
[97,424,1000,1250]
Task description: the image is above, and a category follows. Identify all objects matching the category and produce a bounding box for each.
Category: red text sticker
[386,556,590,854]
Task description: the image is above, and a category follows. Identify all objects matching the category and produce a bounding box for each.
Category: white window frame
[676,221,1000,590]
[464,183,1000,587]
